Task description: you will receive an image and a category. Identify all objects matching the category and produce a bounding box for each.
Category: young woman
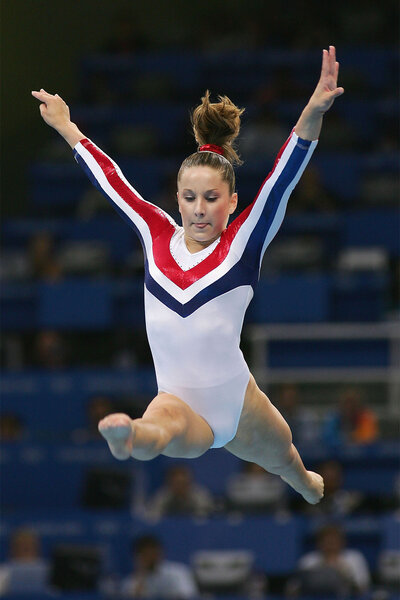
[32,46,344,504]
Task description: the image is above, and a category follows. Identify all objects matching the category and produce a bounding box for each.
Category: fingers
[327,86,344,103]
[31,88,51,96]
[329,47,337,80]
[31,90,45,101]
[31,90,51,105]
[321,48,329,77]
[327,46,335,77]
[31,89,63,102]
[321,46,337,78]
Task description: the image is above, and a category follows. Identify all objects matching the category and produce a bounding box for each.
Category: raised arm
[31,89,85,148]
[294,45,344,141]
[31,89,175,245]
[231,47,344,268]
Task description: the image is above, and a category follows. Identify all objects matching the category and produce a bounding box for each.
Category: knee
[143,396,186,436]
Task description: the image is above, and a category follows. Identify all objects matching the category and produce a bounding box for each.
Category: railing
[246,321,400,413]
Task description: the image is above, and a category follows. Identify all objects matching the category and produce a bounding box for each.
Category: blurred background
[1,0,399,598]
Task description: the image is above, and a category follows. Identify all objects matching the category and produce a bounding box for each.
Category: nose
[194,197,206,217]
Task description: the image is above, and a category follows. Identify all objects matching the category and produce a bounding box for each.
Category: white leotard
[73,130,317,447]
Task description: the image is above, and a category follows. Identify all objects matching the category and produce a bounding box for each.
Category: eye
[183,196,195,202]
[206,196,218,202]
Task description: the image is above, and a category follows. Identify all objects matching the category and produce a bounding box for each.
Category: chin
[197,234,215,244]
[192,231,211,240]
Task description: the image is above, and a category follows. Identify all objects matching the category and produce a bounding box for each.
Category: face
[11,530,40,560]
[177,166,237,253]
[319,530,344,557]
[168,467,191,497]
[137,544,162,571]
[320,461,342,493]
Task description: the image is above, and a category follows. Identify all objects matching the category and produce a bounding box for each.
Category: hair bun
[191,90,244,165]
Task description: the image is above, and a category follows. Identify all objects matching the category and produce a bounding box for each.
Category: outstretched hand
[31,89,71,131]
[308,46,344,114]
[31,89,85,148]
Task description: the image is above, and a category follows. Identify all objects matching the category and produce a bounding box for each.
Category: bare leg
[225,375,323,504]
[98,393,214,461]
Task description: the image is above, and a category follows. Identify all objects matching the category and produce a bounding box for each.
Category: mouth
[193,223,209,229]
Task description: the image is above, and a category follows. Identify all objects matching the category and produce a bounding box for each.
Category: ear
[228,192,238,215]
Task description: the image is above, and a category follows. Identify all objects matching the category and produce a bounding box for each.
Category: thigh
[160,371,249,449]
[224,373,292,463]
[143,392,214,458]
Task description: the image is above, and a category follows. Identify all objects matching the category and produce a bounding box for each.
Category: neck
[184,232,221,254]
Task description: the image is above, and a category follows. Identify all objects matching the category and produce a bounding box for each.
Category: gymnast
[32,46,344,504]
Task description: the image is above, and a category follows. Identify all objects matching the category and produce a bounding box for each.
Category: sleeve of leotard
[73,138,175,246]
[236,129,318,268]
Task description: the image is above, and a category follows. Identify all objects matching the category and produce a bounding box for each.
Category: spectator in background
[225,461,287,515]
[33,330,68,370]
[323,387,379,447]
[146,465,214,520]
[0,528,50,596]
[0,413,26,441]
[28,232,63,282]
[287,524,370,598]
[276,383,320,446]
[304,460,363,517]
[71,395,115,443]
[120,534,198,599]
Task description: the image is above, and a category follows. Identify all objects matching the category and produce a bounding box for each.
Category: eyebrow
[182,189,220,194]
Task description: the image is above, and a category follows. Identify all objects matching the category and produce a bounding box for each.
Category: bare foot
[98,413,134,460]
[282,470,324,505]
[300,471,324,504]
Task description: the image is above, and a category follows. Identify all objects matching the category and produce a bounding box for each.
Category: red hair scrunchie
[198,144,225,157]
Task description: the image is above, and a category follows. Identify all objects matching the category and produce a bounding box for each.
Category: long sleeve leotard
[73,129,317,446]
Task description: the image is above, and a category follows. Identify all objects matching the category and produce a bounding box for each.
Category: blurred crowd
[2,377,398,597]
[0,382,382,448]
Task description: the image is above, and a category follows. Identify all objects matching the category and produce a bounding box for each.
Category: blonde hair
[178,91,245,194]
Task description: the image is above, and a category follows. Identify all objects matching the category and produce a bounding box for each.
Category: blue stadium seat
[0,369,157,433]
[247,274,330,323]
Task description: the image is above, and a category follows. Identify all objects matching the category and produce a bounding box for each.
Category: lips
[193,223,209,229]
